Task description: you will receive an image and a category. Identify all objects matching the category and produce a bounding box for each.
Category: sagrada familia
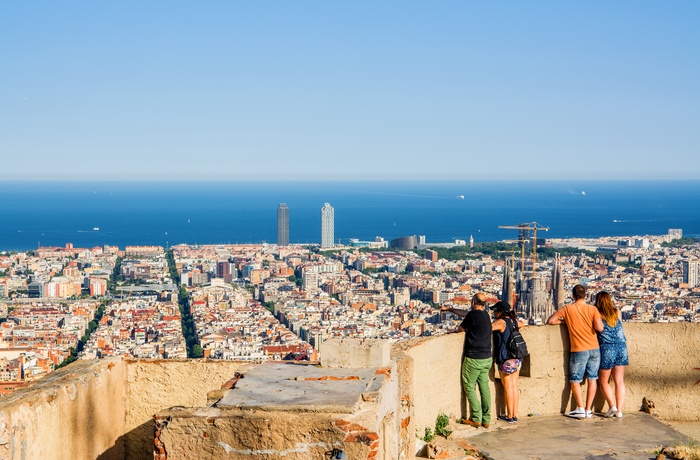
[501,253,566,324]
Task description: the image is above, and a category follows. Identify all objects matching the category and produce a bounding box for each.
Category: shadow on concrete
[97,420,152,460]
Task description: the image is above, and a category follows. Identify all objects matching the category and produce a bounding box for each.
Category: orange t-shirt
[559,301,601,352]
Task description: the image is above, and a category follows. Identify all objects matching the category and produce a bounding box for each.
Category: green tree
[167,250,202,358]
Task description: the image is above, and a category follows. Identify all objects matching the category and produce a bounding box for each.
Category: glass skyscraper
[277,203,289,246]
[320,203,334,248]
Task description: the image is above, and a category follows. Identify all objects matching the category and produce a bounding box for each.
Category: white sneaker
[615,411,623,418]
[566,408,587,419]
[604,406,618,418]
[585,410,593,418]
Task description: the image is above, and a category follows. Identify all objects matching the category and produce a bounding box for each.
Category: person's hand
[440,305,452,312]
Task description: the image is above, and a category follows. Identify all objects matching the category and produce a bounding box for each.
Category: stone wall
[0,358,126,460]
[402,321,700,441]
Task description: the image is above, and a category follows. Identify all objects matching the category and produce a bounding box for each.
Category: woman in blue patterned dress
[595,291,628,418]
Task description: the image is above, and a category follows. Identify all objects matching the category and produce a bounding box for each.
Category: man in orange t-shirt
[547,284,604,418]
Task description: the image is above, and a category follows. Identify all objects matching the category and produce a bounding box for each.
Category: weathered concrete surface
[217,362,387,412]
[124,359,254,460]
[0,358,126,460]
[159,360,398,459]
[156,407,373,460]
[320,338,391,368]
[466,412,693,460]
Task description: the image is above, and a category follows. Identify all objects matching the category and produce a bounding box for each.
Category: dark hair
[572,284,586,300]
[492,301,517,320]
[472,294,486,306]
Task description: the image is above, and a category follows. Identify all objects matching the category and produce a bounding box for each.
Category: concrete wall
[0,323,697,460]
[402,321,700,441]
[124,359,253,460]
[156,407,372,460]
[0,358,127,460]
[154,362,398,460]
[0,358,252,460]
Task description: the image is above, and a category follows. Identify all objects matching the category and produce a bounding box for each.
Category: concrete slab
[465,413,694,460]
[216,362,387,413]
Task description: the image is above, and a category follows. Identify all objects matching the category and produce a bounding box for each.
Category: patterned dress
[597,318,629,369]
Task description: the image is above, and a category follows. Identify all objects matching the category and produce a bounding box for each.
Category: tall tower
[277,203,289,246]
[552,253,565,309]
[320,203,334,248]
[501,257,515,308]
[683,260,698,287]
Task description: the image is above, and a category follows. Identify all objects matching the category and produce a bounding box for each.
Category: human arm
[547,310,564,325]
[516,319,527,329]
[492,318,506,332]
[593,310,604,333]
[441,305,469,318]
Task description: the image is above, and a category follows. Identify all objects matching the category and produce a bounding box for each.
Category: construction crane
[498,222,550,273]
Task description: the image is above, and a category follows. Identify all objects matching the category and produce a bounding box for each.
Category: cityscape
[1,201,697,395]
[3,2,699,458]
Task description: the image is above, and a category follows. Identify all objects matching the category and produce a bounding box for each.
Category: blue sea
[1,180,699,251]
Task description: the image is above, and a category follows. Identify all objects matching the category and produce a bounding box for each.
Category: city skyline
[1,2,699,181]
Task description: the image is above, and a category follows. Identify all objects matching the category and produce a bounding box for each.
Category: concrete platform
[463,412,696,460]
[216,361,387,413]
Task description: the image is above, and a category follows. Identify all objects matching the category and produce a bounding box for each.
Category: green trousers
[462,356,492,423]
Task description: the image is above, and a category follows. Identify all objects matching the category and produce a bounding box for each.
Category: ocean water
[1,180,699,251]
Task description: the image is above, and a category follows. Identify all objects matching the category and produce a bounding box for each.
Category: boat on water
[456,195,464,199]
[93,227,100,231]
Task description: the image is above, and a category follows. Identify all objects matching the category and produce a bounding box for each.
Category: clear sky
[1,1,699,181]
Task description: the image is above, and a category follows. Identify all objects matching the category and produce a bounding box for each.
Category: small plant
[422,427,435,442]
[435,413,452,438]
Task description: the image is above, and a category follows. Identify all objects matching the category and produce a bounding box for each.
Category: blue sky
[1,1,699,180]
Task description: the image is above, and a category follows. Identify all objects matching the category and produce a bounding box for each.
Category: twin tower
[277,203,334,248]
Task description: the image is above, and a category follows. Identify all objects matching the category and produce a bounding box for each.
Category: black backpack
[505,317,528,359]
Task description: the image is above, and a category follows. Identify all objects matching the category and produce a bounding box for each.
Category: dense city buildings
[0,229,698,394]
[277,203,289,246]
[320,202,334,248]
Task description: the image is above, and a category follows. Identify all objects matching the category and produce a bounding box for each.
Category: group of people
[442,284,628,428]
[547,285,628,419]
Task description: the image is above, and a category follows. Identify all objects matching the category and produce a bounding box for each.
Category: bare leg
[501,373,514,417]
[598,368,614,409]
[511,371,520,418]
[585,379,597,411]
[570,382,584,408]
[612,366,626,412]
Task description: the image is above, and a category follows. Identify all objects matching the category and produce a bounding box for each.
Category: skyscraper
[683,259,698,287]
[277,203,289,246]
[320,203,334,248]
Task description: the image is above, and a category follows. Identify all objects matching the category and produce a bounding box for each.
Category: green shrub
[435,413,452,437]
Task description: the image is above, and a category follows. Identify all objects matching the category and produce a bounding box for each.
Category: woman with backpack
[491,301,528,423]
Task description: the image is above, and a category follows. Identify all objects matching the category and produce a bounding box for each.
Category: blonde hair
[595,291,618,327]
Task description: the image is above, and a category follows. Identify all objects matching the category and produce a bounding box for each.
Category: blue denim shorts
[569,349,600,383]
[599,343,629,369]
